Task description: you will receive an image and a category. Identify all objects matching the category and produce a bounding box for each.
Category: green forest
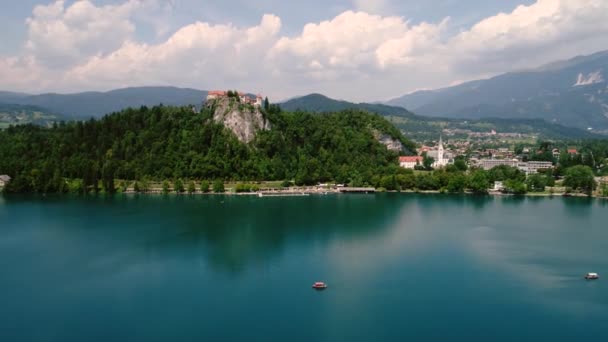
[0,104,417,193]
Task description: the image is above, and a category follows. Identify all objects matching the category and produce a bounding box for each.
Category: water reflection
[1,194,407,275]
[464,197,608,316]
[2,193,608,340]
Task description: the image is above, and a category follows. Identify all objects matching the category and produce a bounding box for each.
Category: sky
[1,0,608,102]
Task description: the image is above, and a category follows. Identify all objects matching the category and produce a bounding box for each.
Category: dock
[338,187,376,193]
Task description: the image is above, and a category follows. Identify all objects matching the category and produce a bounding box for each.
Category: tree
[563,165,597,195]
[422,153,434,171]
[504,179,527,195]
[468,170,489,194]
[200,180,210,193]
[453,156,468,171]
[447,174,467,193]
[174,178,185,193]
[416,173,439,190]
[488,165,525,183]
[380,175,398,191]
[139,178,150,192]
[187,180,196,194]
[213,180,225,193]
[263,97,270,111]
[162,180,170,194]
[525,174,546,192]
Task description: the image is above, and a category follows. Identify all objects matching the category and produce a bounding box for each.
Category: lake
[1,194,607,340]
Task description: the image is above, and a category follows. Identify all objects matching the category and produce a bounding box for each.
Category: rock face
[373,129,404,152]
[206,97,271,143]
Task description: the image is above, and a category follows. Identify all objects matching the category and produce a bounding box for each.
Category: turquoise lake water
[1,194,607,340]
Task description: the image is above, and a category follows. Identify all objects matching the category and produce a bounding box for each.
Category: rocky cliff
[372,129,405,152]
[205,97,271,143]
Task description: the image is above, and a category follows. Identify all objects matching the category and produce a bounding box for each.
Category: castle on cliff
[207,90,263,107]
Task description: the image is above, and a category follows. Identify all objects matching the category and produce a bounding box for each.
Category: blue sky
[1,0,607,101]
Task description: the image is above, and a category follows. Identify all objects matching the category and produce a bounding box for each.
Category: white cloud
[64,14,282,90]
[24,0,144,67]
[2,0,608,101]
[269,11,408,76]
[448,0,608,73]
[376,18,449,68]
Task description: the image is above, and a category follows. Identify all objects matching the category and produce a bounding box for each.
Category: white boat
[585,272,599,280]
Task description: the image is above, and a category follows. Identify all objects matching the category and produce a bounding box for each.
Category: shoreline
[3,186,605,199]
[104,187,607,199]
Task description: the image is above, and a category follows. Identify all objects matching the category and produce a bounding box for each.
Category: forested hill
[280,93,417,118]
[280,94,596,140]
[0,104,416,193]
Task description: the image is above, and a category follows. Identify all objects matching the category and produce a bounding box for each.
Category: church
[426,136,450,168]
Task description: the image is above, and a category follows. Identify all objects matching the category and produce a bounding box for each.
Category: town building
[476,159,552,175]
[417,136,451,168]
[0,175,11,188]
[399,156,423,169]
[478,159,519,170]
[432,136,450,168]
[206,90,264,107]
[522,161,553,175]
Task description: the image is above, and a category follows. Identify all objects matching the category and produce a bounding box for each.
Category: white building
[399,156,423,169]
[431,136,450,168]
[479,159,518,170]
[477,159,553,175]
[521,161,553,175]
[492,181,504,191]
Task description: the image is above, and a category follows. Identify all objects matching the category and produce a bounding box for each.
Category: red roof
[208,90,226,96]
[567,148,578,154]
[399,156,423,163]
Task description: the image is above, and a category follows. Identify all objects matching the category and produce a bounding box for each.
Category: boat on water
[312,282,328,290]
[585,273,599,280]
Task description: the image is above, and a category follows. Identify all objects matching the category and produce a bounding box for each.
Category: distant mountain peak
[280,93,417,118]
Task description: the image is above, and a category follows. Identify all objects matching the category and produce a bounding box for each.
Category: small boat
[312,281,328,290]
[585,273,599,280]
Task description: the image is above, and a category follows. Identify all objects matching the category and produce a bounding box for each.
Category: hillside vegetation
[281,93,417,118]
[0,104,415,193]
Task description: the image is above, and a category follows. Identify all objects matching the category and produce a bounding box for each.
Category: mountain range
[387,50,608,132]
[0,87,207,120]
[279,93,595,140]
[1,50,608,137]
